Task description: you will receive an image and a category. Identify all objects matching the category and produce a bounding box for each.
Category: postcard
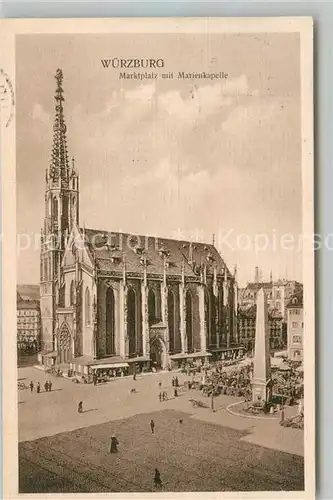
[0,17,314,499]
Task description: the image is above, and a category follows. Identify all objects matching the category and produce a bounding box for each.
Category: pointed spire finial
[49,69,69,186]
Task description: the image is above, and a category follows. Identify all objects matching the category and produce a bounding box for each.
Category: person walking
[36,382,40,394]
[171,377,175,387]
[78,401,83,413]
[174,388,178,398]
[44,381,49,392]
[154,469,162,489]
[150,419,155,434]
[110,433,119,453]
[158,392,162,402]
[49,381,52,392]
[158,381,162,389]
[29,381,34,393]
[175,376,179,387]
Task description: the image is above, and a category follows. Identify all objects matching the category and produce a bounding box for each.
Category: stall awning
[90,363,129,370]
[170,352,212,360]
[127,356,150,363]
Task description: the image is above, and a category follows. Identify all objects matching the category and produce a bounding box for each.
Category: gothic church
[39,69,241,374]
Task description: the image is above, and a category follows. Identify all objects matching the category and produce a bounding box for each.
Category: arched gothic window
[148,288,156,325]
[106,287,115,354]
[127,288,137,355]
[85,287,91,326]
[168,289,176,353]
[186,290,194,353]
[204,289,211,346]
[59,283,66,308]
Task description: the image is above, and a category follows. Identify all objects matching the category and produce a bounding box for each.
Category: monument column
[251,288,272,403]
[141,258,149,358]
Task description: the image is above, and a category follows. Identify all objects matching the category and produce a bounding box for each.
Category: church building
[39,69,242,374]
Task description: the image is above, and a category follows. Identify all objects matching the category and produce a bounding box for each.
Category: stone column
[119,284,128,358]
[161,257,170,353]
[233,281,238,344]
[141,281,149,357]
[199,284,206,353]
[223,278,230,347]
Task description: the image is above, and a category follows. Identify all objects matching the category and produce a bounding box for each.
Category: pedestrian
[110,433,119,453]
[171,377,175,387]
[133,372,136,381]
[44,381,49,392]
[150,419,155,434]
[154,468,162,489]
[163,391,168,401]
[49,381,52,392]
[174,388,178,397]
[159,392,162,402]
[78,401,83,413]
[175,376,179,387]
[29,381,34,393]
[36,382,40,394]
[158,381,162,389]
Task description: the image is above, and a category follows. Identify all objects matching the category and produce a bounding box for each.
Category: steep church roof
[81,228,231,279]
[17,284,40,302]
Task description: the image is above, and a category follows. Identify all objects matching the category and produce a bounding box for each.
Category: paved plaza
[18,366,304,493]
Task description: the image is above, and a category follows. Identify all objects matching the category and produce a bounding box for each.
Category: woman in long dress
[110,433,119,453]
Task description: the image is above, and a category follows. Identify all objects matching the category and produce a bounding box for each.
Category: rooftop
[82,228,233,278]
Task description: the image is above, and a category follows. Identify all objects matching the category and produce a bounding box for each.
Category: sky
[16,33,302,287]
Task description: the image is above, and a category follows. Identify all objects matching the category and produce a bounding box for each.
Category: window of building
[292,321,299,329]
[294,309,300,315]
[293,335,302,344]
[276,291,281,299]
[148,288,156,326]
[186,290,194,353]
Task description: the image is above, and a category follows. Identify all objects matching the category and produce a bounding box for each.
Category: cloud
[32,103,50,124]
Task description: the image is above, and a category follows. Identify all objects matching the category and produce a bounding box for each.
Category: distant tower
[40,69,79,352]
[251,288,272,404]
[254,266,259,284]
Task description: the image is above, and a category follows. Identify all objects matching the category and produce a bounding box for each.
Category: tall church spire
[49,69,70,187]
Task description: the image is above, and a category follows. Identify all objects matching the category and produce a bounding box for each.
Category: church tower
[40,69,79,352]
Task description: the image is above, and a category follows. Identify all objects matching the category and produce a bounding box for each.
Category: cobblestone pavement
[19,409,304,493]
[18,366,303,457]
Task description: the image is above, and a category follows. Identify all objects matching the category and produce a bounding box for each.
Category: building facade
[38,70,241,373]
[239,275,302,320]
[17,296,41,352]
[237,304,284,353]
[286,292,303,361]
